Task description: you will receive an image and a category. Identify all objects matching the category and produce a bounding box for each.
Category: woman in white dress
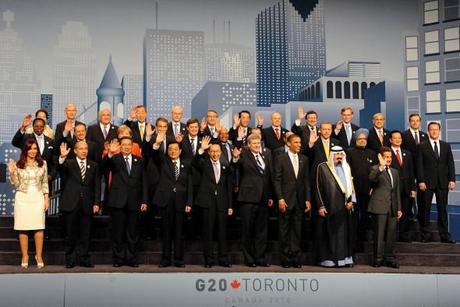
[8,139,49,268]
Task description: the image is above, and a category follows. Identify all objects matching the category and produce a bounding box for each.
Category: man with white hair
[315,146,355,267]
[87,108,118,160]
[167,105,187,139]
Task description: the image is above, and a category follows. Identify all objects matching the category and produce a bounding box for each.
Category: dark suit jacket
[368,165,401,215]
[234,149,273,204]
[192,152,233,211]
[123,119,150,145]
[12,130,56,180]
[367,127,390,153]
[167,122,187,139]
[151,149,194,211]
[346,147,377,194]
[307,137,340,178]
[180,135,202,161]
[402,129,428,165]
[291,123,319,155]
[102,154,149,210]
[416,140,456,190]
[58,159,101,214]
[57,137,98,164]
[262,126,289,151]
[220,142,233,163]
[86,123,118,162]
[200,126,220,143]
[332,122,360,149]
[273,152,311,209]
[390,148,416,196]
[229,125,261,148]
[54,120,84,145]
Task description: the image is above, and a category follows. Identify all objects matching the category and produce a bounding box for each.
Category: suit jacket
[262,126,289,151]
[54,120,84,146]
[416,140,456,190]
[59,159,101,214]
[11,130,56,180]
[291,123,319,155]
[346,147,378,194]
[307,137,340,178]
[200,126,220,143]
[368,165,401,215]
[167,122,187,139]
[123,119,150,145]
[220,142,233,163]
[332,122,360,149]
[192,152,233,211]
[273,152,311,210]
[402,129,428,165]
[57,136,99,164]
[229,125,261,148]
[367,127,390,153]
[151,149,194,211]
[180,135,202,161]
[86,123,118,162]
[103,154,149,210]
[390,148,416,196]
[234,149,273,204]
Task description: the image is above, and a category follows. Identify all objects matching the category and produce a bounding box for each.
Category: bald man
[55,103,84,148]
[262,112,289,151]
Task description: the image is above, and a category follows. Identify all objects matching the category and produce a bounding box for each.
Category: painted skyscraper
[53,21,96,124]
[143,29,205,121]
[256,0,326,106]
[0,10,40,143]
[97,57,125,125]
[122,74,143,119]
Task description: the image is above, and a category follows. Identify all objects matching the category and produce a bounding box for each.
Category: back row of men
[12,103,455,268]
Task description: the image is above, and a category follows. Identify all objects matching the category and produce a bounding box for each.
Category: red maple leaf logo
[230,279,240,289]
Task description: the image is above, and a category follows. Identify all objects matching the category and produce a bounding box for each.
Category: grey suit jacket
[367,165,401,215]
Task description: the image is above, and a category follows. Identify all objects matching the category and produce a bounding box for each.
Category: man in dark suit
[123,105,149,145]
[151,135,193,268]
[367,113,390,153]
[54,103,83,149]
[86,108,118,162]
[417,122,456,243]
[262,112,289,151]
[145,117,175,157]
[199,109,221,142]
[273,131,294,159]
[12,116,56,182]
[180,118,202,161]
[229,110,263,147]
[103,137,149,267]
[167,105,187,140]
[402,113,429,220]
[368,147,402,268]
[389,130,416,242]
[232,133,273,267]
[333,106,360,149]
[193,136,233,268]
[57,123,98,163]
[219,128,233,163]
[58,141,101,268]
[291,108,319,155]
[273,134,311,268]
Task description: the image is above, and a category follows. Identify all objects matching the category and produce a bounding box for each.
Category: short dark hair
[305,110,317,119]
[409,113,421,121]
[427,121,441,130]
[167,141,180,149]
[186,118,199,127]
[35,109,49,119]
[75,122,87,129]
[155,117,168,126]
[136,105,146,111]
[32,118,46,126]
[119,136,133,143]
[380,146,392,155]
[239,110,251,118]
[389,130,402,139]
[287,133,301,143]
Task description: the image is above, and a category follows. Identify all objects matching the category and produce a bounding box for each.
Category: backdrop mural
[0,0,459,234]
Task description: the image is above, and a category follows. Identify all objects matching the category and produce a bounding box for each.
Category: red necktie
[378,130,384,145]
[275,127,281,140]
[396,149,402,166]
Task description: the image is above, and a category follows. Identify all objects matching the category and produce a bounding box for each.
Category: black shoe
[174,261,185,268]
[204,262,213,268]
[292,261,302,268]
[79,262,94,268]
[65,263,75,269]
[218,261,232,268]
[127,262,139,268]
[113,263,123,268]
[385,261,400,269]
[281,262,291,268]
[372,261,383,268]
[441,238,456,244]
[158,261,171,268]
[345,263,354,268]
[246,262,256,268]
[399,237,412,243]
[256,261,270,267]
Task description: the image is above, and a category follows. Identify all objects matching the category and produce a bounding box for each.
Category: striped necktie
[80,160,86,180]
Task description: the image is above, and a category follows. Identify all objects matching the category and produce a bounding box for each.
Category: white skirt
[14,190,46,231]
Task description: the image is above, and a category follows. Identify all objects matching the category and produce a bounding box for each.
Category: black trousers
[356,193,371,240]
[63,200,92,265]
[419,188,450,240]
[110,207,140,265]
[372,212,397,263]
[278,201,304,264]
[202,204,229,263]
[240,202,268,264]
[398,193,413,240]
[160,201,185,264]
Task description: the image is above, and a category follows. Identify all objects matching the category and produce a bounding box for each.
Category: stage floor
[2,264,460,274]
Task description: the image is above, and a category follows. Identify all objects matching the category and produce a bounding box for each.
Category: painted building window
[327,81,333,98]
[426,90,441,113]
[407,96,421,114]
[407,66,419,91]
[406,36,418,61]
[335,81,342,99]
[315,81,321,99]
[444,0,460,21]
[446,88,460,112]
[352,82,359,99]
[445,57,460,81]
[361,82,368,97]
[425,30,439,54]
[424,1,439,24]
[425,60,441,83]
[344,81,351,99]
[445,27,460,52]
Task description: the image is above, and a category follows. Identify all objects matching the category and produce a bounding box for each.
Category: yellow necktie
[323,139,330,161]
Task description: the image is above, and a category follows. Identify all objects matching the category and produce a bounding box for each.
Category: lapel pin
[134,158,137,162]
[87,165,91,169]
[181,164,184,168]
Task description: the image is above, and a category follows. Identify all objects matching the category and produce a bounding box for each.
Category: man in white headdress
[315,145,356,267]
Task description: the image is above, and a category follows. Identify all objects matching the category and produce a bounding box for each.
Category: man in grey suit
[368,147,402,268]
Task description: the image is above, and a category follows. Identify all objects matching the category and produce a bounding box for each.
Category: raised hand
[377,153,386,167]
[237,126,246,140]
[232,113,240,128]
[200,135,212,151]
[215,118,222,133]
[309,130,319,145]
[64,120,73,133]
[108,139,120,155]
[175,133,184,143]
[145,123,154,137]
[255,112,264,126]
[130,106,138,120]
[60,142,71,157]
[200,117,207,131]
[297,106,306,120]
[7,159,17,174]
[155,132,166,145]
[335,120,343,131]
[21,114,33,129]
[232,147,241,159]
